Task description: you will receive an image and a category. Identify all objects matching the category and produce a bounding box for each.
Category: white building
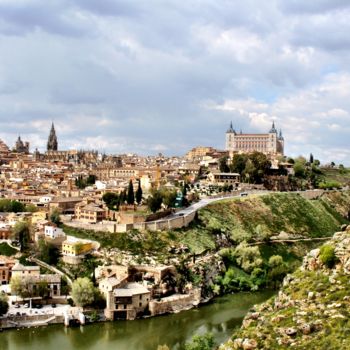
[44,224,65,239]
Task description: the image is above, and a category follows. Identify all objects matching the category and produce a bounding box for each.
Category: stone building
[0,256,16,285]
[15,136,30,153]
[225,121,284,156]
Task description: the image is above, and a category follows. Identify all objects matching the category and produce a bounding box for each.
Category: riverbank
[0,291,275,350]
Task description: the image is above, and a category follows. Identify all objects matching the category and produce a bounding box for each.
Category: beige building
[11,263,61,297]
[75,200,106,223]
[185,146,215,161]
[207,172,240,187]
[0,256,16,285]
[103,281,151,320]
[225,122,284,156]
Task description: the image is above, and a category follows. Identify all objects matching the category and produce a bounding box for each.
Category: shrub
[185,333,214,350]
[319,244,338,268]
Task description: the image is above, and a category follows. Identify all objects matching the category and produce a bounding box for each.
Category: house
[0,256,16,285]
[11,262,40,277]
[61,237,95,264]
[44,223,65,239]
[207,171,240,188]
[75,199,107,223]
[10,263,61,297]
[104,281,151,320]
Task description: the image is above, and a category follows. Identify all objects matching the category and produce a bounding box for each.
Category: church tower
[47,123,58,151]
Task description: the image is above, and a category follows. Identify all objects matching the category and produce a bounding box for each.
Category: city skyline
[0,1,350,164]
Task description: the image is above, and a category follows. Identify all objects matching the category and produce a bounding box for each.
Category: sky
[0,0,350,164]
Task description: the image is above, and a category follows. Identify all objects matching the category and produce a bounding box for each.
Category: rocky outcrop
[220,226,350,350]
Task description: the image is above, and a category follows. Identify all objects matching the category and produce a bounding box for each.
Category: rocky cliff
[220,226,350,350]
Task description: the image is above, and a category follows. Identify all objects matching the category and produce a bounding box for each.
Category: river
[0,290,274,350]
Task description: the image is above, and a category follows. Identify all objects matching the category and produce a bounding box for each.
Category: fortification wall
[149,289,201,316]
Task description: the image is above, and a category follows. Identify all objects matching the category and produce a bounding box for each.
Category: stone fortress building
[225,121,284,156]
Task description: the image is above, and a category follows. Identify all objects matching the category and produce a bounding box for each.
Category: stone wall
[149,289,201,316]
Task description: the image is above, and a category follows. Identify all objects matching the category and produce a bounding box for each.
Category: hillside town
[0,122,347,329]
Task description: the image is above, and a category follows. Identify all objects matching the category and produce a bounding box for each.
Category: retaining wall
[149,289,201,316]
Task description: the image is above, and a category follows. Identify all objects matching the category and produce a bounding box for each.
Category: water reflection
[1,291,274,350]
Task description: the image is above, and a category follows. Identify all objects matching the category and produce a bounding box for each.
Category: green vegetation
[127,179,135,205]
[102,192,121,210]
[0,242,17,256]
[319,244,338,268]
[219,152,271,184]
[71,277,100,308]
[0,199,25,212]
[12,220,31,252]
[75,175,96,189]
[147,190,163,213]
[185,333,215,350]
[0,294,9,316]
[136,179,143,205]
[37,239,60,265]
[50,208,61,225]
[225,252,350,349]
[64,191,350,294]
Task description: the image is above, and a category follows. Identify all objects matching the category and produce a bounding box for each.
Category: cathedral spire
[269,120,277,133]
[47,122,58,151]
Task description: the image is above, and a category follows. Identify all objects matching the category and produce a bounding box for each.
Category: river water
[0,290,274,350]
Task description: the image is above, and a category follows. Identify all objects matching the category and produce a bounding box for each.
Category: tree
[38,239,60,265]
[127,179,135,205]
[12,221,31,252]
[293,161,306,178]
[185,333,215,350]
[219,156,230,173]
[243,159,256,183]
[102,192,120,210]
[50,208,61,225]
[135,179,143,205]
[162,189,177,208]
[0,199,25,213]
[147,191,163,213]
[25,204,38,212]
[230,154,248,174]
[309,153,314,164]
[233,242,263,273]
[268,255,283,268]
[0,294,9,316]
[71,277,95,307]
[10,275,28,298]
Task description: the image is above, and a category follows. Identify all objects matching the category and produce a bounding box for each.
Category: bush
[185,333,215,350]
[319,244,338,268]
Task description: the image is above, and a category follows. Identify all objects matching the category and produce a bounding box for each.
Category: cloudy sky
[0,0,350,164]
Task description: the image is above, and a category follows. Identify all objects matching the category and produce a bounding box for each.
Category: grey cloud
[0,1,89,37]
[278,0,350,14]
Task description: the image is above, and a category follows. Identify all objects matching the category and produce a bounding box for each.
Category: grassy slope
[321,167,350,185]
[62,191,350,261]
[178,191,349,255]
[0,242,17,256]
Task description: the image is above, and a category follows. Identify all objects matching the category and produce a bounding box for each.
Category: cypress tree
[136,179,143,205]
[127,179,135,205]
